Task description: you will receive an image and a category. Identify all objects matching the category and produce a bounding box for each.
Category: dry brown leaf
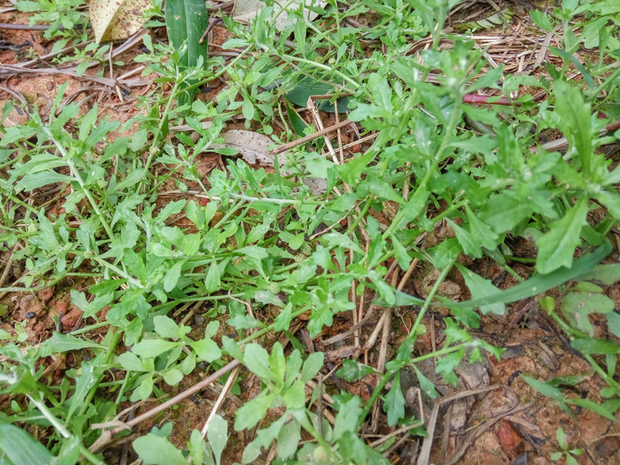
[90,0,152,43]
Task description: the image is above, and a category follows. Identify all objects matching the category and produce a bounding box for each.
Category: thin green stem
[143,81,180,174]
[181,46,254,96]
[278,54,360,91]
[357,264,453,426]
[88,254,144,289]
[75,328,121,421]
[80,445,106,465]
[28,395,71,439]
[345,195,374,236]
[43,128,115,239]
[382,104,462,241]
[587,65,620,102]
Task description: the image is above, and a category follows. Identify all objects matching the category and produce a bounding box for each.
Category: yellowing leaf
[90,0,153,43]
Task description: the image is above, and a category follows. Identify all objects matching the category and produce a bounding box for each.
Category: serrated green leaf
[234,392,275,431]
[455,263,505,315]
[336,359,378,381]
[40,332,105,354]
[413,366,439,399]
[244,343,274,382]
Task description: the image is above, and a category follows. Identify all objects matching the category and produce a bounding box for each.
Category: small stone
[25,312,36,319]
[55,302,69,314]
[498,419,524,460]
[194,315,205,324]
[37,286,55,303]
[596,436,620,459]
[61,309,83,328]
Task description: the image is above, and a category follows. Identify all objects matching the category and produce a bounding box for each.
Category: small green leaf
[337,151,374,185]
[455,263,505,316]
[521,374,566,402]
[553,80,593,176]
[132,339,180,358]
[301,352,324,382]
[392,237,412,271]
[277,419,301,459]
[163,368,184,385]
[134,433,189,465]
[333,396,363,441]
[242,99,255,121]
[40,332,105,354]
[413,366,440,399]
[244,343,275,382]
[372,290,424,307]
[336,359,378,381]
[119,352,152,372]
[207,414,229,465]
[384,372,406,426]
[190,338,222,363]
[607,312,620,339]
[322,232,363,254]
[68,357,99,418]
[561,292,614,336]
[530,10,554,32]
[571,338,620,355]
[448,219,482,259]
[234,392,275,431]
[163,261,184,292]
[154,316,182,339]
[131,373,154,401]
[577,264,620,285]
[435,349,464,386]
[282,379,305,410]
[273,302,293,331]
[221,336,244,360]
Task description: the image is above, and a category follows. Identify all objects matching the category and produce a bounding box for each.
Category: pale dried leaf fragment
[90,0,152,43]
[233,0,325,31]
[211,130,327,195]
[213,130,278,167]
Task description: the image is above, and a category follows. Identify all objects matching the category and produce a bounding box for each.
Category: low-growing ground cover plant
[1,0,620,463]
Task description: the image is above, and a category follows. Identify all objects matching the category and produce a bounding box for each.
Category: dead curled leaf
[90,0,153,43]
[209,130,327,195]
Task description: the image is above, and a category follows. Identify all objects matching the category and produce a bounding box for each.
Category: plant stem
[357,264,453,427]
[44,128,115,240]
[278,54,360,91]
